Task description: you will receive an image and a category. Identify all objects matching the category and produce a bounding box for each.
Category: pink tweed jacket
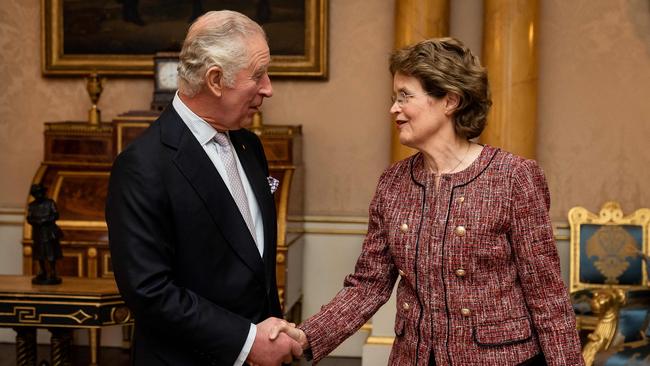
[300,146,584,366]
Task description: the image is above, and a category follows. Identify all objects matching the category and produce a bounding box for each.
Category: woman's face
[390,72,452,150]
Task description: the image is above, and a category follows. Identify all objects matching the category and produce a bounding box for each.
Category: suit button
[454,225,466,236]
[403,302,410,310]
[455,269,466,277]
[398,269,406,277]
[460,308,471,317]
[457,196,465,204]
[400,223,409,232]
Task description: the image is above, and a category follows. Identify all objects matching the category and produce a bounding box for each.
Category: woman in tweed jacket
[285,38,583,365]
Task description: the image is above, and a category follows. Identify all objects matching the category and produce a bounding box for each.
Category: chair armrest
[582,288,626,366]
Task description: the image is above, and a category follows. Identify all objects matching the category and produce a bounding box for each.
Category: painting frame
[41,0,328,78]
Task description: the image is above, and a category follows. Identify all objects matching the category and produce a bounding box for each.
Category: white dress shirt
[172,94,261,366]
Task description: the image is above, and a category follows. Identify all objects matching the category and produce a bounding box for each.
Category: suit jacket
[106,106,281,365]
[300,146,584,366]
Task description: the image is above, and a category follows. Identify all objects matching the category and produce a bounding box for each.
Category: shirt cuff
[234,323,257,366]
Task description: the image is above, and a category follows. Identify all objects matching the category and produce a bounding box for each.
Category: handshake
[246,317,310,366]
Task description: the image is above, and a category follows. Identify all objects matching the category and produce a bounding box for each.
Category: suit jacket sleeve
[509,159,584,366]
[106,147,252,365]
[299,171,398,363]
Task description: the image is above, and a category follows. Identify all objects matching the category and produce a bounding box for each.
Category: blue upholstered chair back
[578,224,644,286]
[569,202,650,293]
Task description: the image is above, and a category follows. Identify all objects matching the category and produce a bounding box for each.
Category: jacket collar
[410,144,500,188]
[158,106,267,286]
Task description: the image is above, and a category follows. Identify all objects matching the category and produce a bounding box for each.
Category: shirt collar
[172,92,222,146]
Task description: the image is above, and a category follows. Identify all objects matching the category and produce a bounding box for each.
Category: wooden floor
[0,343,361,366]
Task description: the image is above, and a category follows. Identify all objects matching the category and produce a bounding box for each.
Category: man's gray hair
[178,10,266,97]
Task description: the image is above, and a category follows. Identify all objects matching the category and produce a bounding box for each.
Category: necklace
[432,142,471,177]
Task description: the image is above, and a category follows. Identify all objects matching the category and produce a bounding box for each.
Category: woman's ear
[205,66,224,97]
[445,92,460,115]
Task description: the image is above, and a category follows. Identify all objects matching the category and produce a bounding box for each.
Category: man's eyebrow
[254,65,268,77]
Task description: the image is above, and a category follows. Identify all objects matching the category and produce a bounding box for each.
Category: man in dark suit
[106,10,301,366]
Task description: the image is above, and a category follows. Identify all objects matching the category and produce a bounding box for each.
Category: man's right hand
[269,324,309,351]
[247,317,302,366]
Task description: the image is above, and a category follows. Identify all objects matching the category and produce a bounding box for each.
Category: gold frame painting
[42,0,328,78]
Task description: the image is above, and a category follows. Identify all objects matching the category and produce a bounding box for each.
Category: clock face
[157,61,179,91]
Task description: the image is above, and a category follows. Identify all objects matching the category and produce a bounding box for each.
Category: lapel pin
[267,176,279,194]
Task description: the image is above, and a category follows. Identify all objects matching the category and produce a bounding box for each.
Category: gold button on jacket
[403,302,410,310]
[455,269,466,277]
[460,308,471,317]
[400,223,409,232]
[454,225,466,236]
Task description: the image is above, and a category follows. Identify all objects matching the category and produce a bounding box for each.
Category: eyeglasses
[391,91,432,107]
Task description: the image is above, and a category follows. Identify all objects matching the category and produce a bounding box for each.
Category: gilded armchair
[568,202,650,365]
[569,201,650,330]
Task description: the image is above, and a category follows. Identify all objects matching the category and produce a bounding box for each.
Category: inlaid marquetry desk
[0,275,132,366]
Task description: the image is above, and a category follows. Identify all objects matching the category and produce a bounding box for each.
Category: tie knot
[213,132,230,147]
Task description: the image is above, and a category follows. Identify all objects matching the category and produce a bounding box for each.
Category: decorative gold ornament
[587,226,638,284]
[85,73,105,125]
[111,306,131,324]
[250,111,264,136]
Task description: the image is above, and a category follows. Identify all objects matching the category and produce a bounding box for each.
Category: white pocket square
[267,176,279,194]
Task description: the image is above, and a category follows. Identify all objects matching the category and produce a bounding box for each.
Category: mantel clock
[152,52,179,111]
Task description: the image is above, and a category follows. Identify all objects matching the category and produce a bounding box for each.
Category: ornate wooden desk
[0,275,132,366]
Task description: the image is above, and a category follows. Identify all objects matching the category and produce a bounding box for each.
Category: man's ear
[205,66,224,97]
[444,92,460,115]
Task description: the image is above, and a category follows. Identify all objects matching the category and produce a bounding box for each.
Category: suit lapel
[230,131,277,291]
[230,132,277,283]
[165,116,266,285]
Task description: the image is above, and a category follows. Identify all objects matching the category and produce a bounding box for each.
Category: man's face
[219,34,273,130]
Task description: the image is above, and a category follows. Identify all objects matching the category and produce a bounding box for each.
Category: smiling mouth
[395,119,408,126]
